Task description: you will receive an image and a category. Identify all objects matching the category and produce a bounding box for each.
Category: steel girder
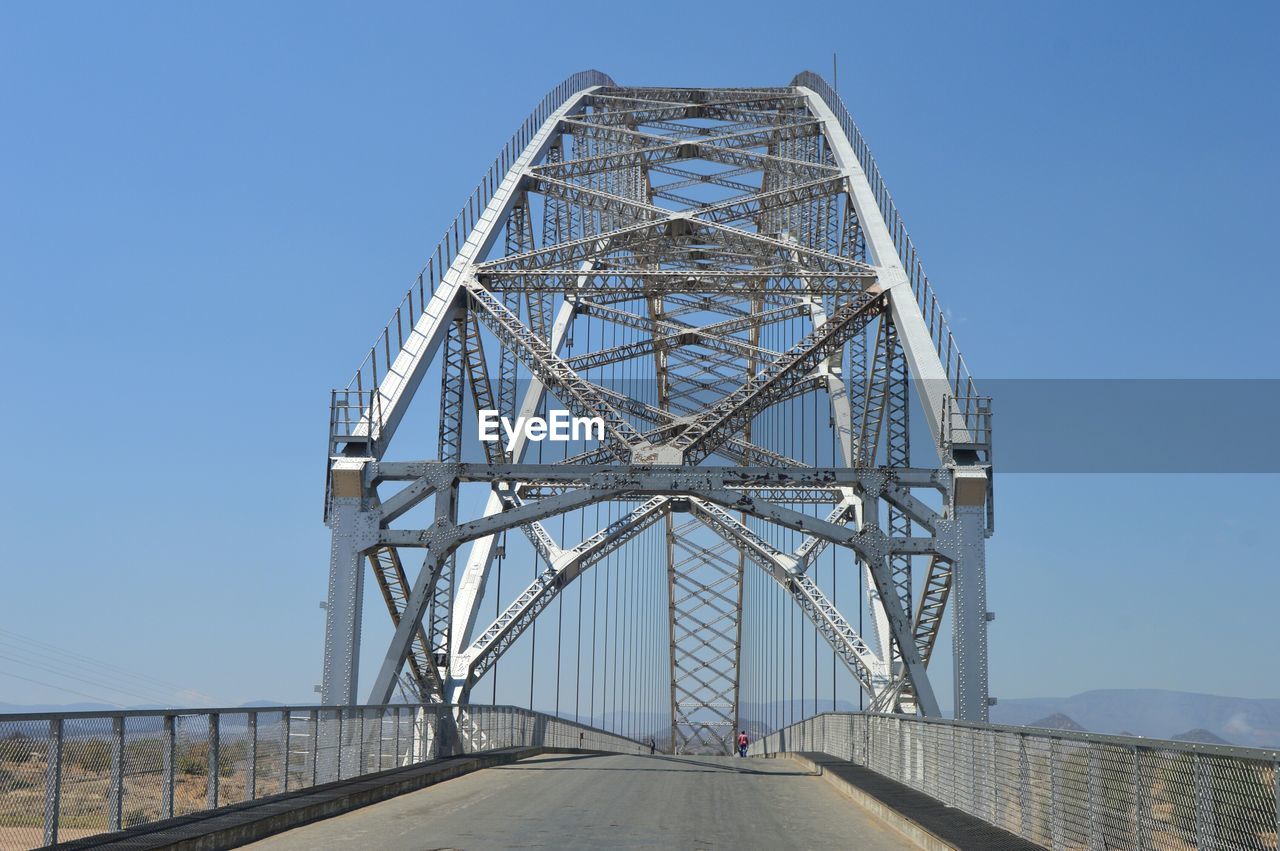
[666,516,743,754]
[796,79,992,720]
[689,499,881,694]
[322,73,992,735]
[366,544,443,702]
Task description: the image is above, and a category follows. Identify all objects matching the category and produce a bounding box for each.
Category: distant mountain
[1172,728,1232,745]
[1029,712,1086,732]
[992,690,1280,749]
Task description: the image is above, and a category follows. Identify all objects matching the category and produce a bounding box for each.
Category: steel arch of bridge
[321,71,994,753]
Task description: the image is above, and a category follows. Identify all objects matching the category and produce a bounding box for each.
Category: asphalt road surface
[246,752,914,849]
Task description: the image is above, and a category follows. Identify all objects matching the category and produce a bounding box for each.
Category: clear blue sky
[1,1,1277,708]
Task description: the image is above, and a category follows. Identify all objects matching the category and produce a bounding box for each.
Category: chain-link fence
[750,712,1280,850]
[0,704,642,849]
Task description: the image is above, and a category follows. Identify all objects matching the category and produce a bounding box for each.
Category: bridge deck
[245,752,916,850]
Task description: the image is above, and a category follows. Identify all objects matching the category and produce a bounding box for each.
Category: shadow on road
[495,753,817,777]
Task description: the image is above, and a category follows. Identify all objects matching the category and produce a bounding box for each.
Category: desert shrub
[176,740,241,777]
[177,744,207,776]
[2,732,34,764]
[124,736,165,768]
[65,739,111,773]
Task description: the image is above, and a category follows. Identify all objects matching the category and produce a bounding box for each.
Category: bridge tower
[322,72,994,749]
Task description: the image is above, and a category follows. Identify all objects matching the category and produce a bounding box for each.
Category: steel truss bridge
[5,71,1279,851]
[321,70,994,756]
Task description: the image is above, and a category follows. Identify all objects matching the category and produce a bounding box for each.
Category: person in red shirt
[736,730,749,757]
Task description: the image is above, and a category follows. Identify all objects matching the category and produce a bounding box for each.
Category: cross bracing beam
[591,86,791,103]
[476,221,873,279]
[913,555,953,666]
[367,463,950,491]
[475,219,663,273]
[461,497,670,687]
[362,480,953,704]
[558,118,829,174]
[529,172,849,236]
[584,385,818,470]
[651,163,757,194]
[532,125,821,184]
[689,499,881,694]
[324,74,991,734]
[662,294,754,318]
[482,270,875,297]
[466,285,644,461]
[640,119,764,138]
[666,291,885,463]
[572,299,801,361]
[366,544,444,702]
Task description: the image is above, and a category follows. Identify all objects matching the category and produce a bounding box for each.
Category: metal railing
[0,703,643,849]
[328,69,615,455]
[793,71,981,410]
[751,712,1280,851]
[942,393,993,457]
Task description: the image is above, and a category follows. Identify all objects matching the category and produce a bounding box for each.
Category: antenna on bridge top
[833,52,838,95]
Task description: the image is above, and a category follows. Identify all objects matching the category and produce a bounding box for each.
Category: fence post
[897,718,905,784]
[42,718,62,846]
[207,713,220,810]
[108,715,124,831]
[415,706,426,762]
[247,712,257,801]
[161,715,175,819]
[393,707,401,765]
[309,710,319,787]
[283,713,292,792]
[336,709,344,780]
[864,715,871,767]
[360,709,369,774]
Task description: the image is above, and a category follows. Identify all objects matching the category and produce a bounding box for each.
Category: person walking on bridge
[736,730,749,757]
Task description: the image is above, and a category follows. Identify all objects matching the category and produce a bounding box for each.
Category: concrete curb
[53,747,600,850]
[774,753,958,851]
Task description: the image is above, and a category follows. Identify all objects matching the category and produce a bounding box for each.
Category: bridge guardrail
[751,711,1280,851]
[0,703,643,849]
